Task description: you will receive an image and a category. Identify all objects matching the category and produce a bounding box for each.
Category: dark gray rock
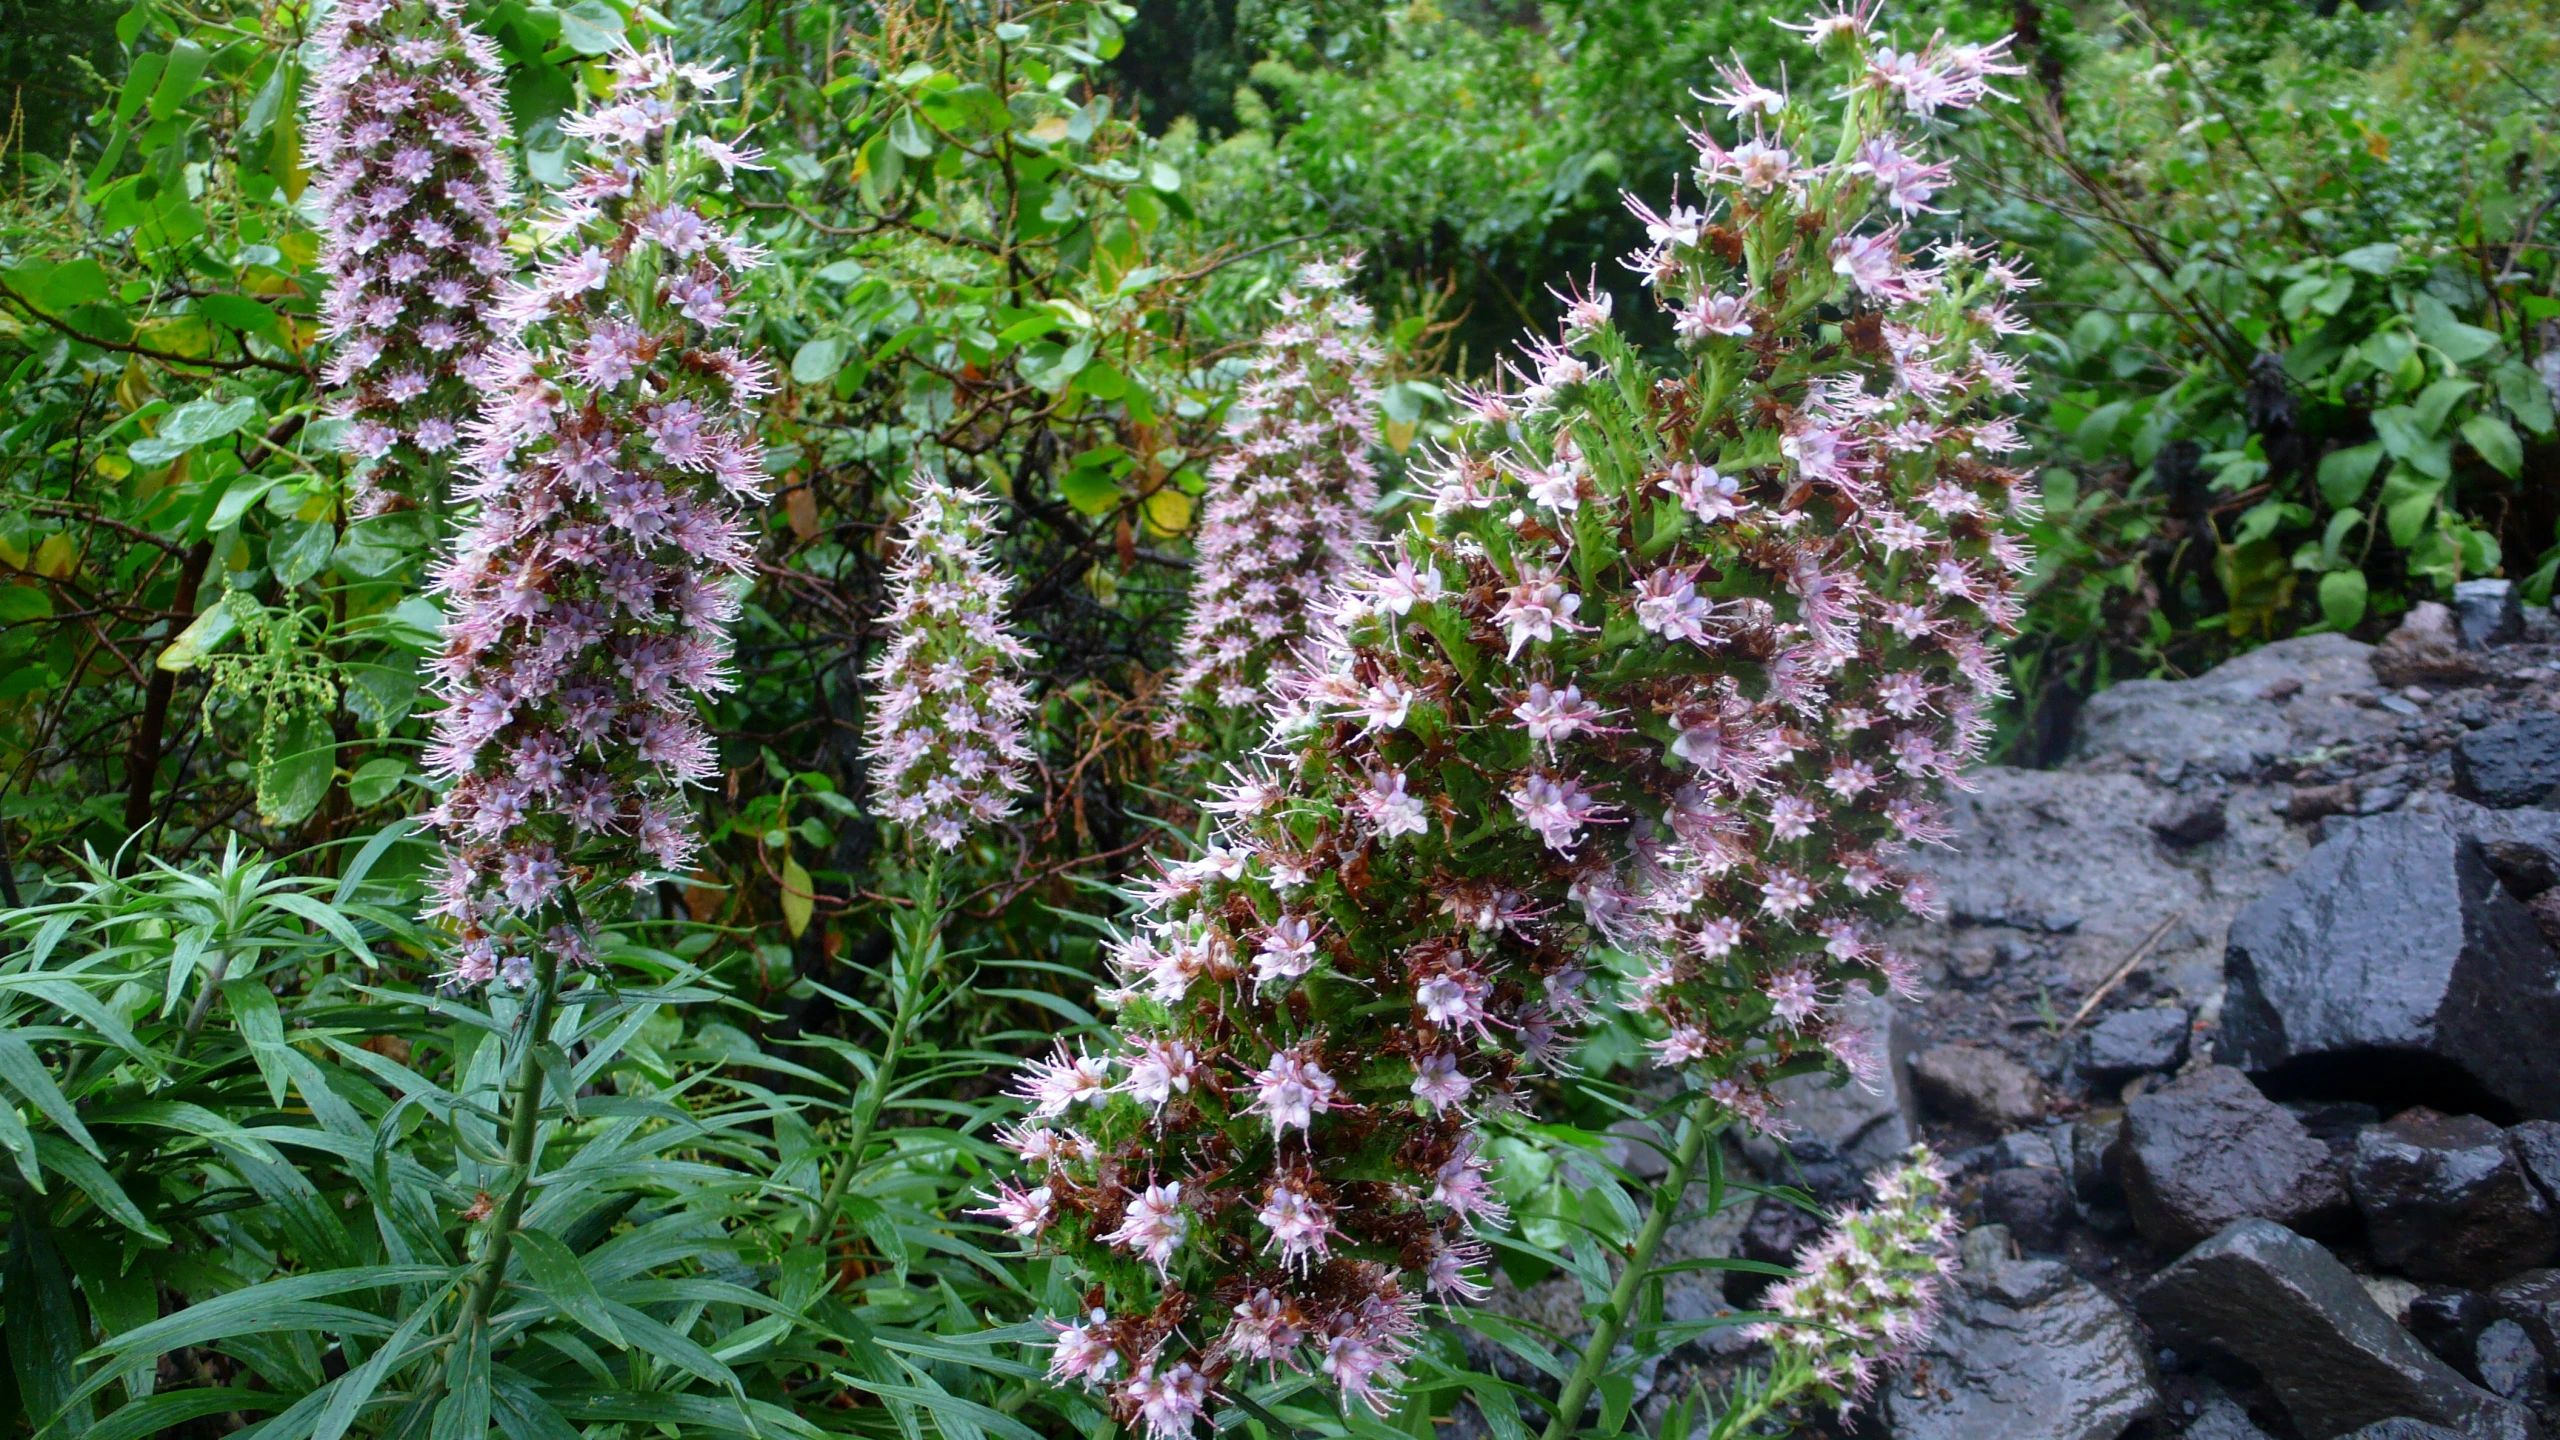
[2071,633,2387,774]
[2072,1112,2126,1207]
[2453,715,2560,811]
[2473,1320,2537,1398]
[2515,1121,2560,1206]
[2153,787,2232,847]
[1881,1252,2158,1440]
[1728,1195,1823,1306]
[1982,1166,2075,1252]
[2492,1269,2560,1387]
[2337,1423,2472,1440]
[2079,1007,2192,1088]
[2350,1110,2557,1287]
[2185,1396,2279,1440]
[1911,1044,2046,1130]
[2137,1219,2526,1440]
[2113,1066,2348,1252]
[2221,812,2560,1121]
[2409,1288,2501,1381]
[2454,578,2524,648]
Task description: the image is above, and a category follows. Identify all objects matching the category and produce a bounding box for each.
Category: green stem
[810,859,944,1266]
[453,928,568,1337]
[1539,1087,1724,1440]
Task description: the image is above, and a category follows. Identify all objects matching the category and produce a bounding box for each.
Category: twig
[2061,911,2182,1036]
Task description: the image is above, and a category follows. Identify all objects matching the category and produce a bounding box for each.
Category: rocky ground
[1468,581,2560,1440]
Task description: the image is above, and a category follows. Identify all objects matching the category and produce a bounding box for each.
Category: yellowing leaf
[780,858,815,938]
[33,533,79,579]
[1030,114,1070,143]
[1385,418,1418,454]
[1142,487,1193,537]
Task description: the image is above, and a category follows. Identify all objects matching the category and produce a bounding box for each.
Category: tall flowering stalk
[305,0,515,515]
[863,473,1038,853]
[422,45,770,982]
[1171,255,1386,723]
[814,470,1040,1276]
[989,7,2029,1433]
[1747,1148,1957,1416]
[418,42,769,1350]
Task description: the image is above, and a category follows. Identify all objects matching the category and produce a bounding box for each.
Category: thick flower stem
[811,860,944,1267]
[453,933,567,1336]
[1539,1088,1723,1440]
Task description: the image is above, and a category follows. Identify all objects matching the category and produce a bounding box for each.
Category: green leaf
[2413,294,2500,365]
[347,758,407,807]
[2339,242,2402,275]
[2317,442,2385,509]
[2381,471,2446,548]
[9,1218,91,1439]
[271,520,336,588]
[265,890,379,967]
[789,337,845,386]
[6,258,113,312]
[198,293,282,340]
[2413,378,2480,433]
[0,1033,101,1159]
[2495,360,2558,437]
[0,587,52,623]
[261,709,335,827]
[223,977,294,1106]
[2319,569,2369,631]
[2463,413,2524,477]
[887,111,934,159]
[155,600,236,671]
[1058,467,1118,516]
[556,0,625,55]
[131,394,258,465]
[31,1139,164,1241]
[515,1229,627,1346]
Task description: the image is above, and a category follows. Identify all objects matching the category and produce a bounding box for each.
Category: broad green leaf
[155,601,237,672]
[2413,295,2500,364]
[7,258,113,312]
[2319,569,2369,631]
[790,337,845,386]
[2462,413,2524,478]
[2339,242,2402,275]
[260,709,335,827]
[0,587,52,623]
[780,858,814,938]
[2494,360,2557,437]
[271,519,336,588]
[556,0,625,54]
[2316,442,2385,509]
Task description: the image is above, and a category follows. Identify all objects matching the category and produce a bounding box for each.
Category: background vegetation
[0,0,2551,1437]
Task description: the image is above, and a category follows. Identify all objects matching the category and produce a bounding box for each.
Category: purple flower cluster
[420,48,772,984]
[991,7,2029,1431]
[305,0,514,514]
[862,473,1038,851]
[1752,1147,1956,1411]
[1170,255,1384,718]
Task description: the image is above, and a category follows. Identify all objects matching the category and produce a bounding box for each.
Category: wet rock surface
[1878,1245,2159,1440]
[2113,1065,2348,1252]
[1477,618,2560,1439]
[2349,1110,2558,1288]
[2222,811,2560,1122]
[2138,1220,2526,1439]
[1910,1043,2046,1131]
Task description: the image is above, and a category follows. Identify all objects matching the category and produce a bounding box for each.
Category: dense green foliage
[0,1,2552,1439]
